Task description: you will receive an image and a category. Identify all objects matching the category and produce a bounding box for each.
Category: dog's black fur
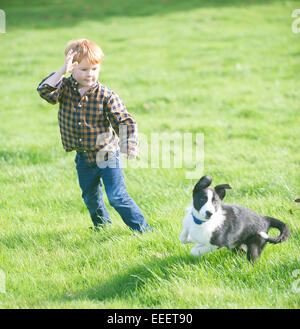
[192,175,290,261]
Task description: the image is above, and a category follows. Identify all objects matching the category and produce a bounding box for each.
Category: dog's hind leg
[231,244,247,255]
[246,235,266,262]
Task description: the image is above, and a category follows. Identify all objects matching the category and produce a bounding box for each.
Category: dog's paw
[190,246,200,257]
[180,233,192,244]
[179,235,188,244]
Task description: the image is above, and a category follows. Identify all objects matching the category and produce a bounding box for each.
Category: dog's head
[192,175,232,219]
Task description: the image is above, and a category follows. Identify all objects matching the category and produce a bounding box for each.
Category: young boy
[37,39,151,233]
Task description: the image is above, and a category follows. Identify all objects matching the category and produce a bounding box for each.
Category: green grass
[0,0,300,308]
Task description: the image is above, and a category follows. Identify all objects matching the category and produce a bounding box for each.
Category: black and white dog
[180,175,290,261]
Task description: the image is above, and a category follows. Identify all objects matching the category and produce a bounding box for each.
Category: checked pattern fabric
[37,73,139,163]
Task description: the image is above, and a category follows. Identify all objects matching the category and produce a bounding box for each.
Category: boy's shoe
[89,225,103,232]
[89,222,112,232]
[133,225,153,234]
[91,209,112,228]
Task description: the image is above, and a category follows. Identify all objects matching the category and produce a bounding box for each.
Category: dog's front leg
[179,228,192,244]
[190,245,214,257]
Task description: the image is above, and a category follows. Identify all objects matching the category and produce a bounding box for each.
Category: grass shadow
[2,0,284,31]
[55,243,295,306]
[55,254,199,304]
[57,250,247,305]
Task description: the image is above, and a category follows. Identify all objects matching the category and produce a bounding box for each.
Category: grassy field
[0,0,299,308]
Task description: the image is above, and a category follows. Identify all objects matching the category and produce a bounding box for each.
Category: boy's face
[72,56,100,88]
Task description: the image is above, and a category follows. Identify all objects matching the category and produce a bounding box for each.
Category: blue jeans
[75,151,151,233]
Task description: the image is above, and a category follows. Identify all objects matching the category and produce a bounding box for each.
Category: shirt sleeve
[37,72,66,104]
[105,91,139,159]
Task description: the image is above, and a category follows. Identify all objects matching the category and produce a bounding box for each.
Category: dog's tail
[259,216,290,244]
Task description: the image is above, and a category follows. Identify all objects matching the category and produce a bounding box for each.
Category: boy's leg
[99,155,151,233]
[75,154,111,228]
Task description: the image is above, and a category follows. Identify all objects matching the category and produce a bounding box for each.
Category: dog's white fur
[179,198,226,257]
[180,175,290,260]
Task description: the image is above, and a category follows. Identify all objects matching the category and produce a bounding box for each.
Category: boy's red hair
[65,39,104,64]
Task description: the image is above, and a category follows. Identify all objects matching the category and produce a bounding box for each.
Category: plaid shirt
[37,73,139,163]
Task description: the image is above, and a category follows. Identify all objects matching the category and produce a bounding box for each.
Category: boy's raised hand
[61,49,78,75]
[39,49,78,88]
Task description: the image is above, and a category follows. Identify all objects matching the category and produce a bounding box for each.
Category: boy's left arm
[105,91,139,159]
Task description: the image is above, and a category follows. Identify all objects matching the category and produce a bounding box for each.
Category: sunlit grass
[0,0,299,308]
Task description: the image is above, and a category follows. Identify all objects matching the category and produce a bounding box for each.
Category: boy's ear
[214,184,232,200]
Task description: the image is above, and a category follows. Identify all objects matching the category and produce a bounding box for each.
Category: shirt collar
[69,75,99,90]
[69,74,79,88]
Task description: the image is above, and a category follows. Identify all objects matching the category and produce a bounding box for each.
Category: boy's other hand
[123,153,137,160]
[61,49,78,75]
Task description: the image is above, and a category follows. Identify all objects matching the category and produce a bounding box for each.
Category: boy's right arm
[40,69,65,89]
[37,49,78,104]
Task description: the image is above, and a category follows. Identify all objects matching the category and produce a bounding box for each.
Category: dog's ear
[193,175,212,193]
[214,184,232,200]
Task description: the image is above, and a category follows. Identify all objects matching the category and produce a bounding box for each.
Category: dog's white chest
[189,211,224,244]
[180,206,225,256]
